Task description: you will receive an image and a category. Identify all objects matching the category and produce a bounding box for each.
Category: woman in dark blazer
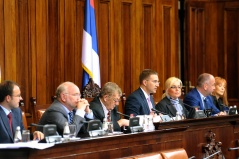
[155,77,189,119]
[211,77,229,111]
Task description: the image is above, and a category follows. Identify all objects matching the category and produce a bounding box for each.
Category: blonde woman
[211,77,229,111]
[155,77,189,118]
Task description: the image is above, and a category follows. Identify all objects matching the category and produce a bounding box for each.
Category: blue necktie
[203,97,208,109]
[69,111,74,124]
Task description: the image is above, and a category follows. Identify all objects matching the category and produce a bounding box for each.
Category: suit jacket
[89,97,121,131]
[155,97,189,118]
[183,88,220,115]
[0,107,25,143]
[125,88,155,117]
[38,99,86,137]
[211,95,228,111]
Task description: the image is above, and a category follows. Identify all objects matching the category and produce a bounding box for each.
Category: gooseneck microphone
[151,108,174,121]
[30,123,44,127]
[182,102,199,109]
[117,111,130,118]
[151,108,167,115]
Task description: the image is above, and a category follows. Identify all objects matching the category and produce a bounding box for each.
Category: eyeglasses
[170,86,182,89]
[112,98,121,103]
[64,93,81,98]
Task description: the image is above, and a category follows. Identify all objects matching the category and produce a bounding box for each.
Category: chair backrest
[19,100,28,130]
[133,152,163,159]
[160,148,188,159]
[30,97,49,123]
[21,111,28,130]
[82,78,101,98]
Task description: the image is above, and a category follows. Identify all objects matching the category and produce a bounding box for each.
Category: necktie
[147,97,153,111]
[203,97,208,109]
[107,111,111,122]
[68,111,74,124]
[7,112,13,133]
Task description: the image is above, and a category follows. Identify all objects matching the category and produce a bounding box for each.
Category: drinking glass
[69,124,76,138]
[22,130,30,142]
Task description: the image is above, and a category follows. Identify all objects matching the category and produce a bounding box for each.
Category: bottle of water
[14,126,22,143]
[148,116,155,131]
[143,115,148,131]
[175,112,181,121]
[102,118,108,131]
[63,122,70,140]
[234,105,238,114]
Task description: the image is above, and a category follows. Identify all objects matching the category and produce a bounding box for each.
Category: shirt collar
[140,87,151,100]
[0,105,11,115]
[99,98,109,118]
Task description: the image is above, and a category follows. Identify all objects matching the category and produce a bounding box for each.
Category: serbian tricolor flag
[82,0,101,88]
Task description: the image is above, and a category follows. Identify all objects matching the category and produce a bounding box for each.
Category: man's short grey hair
[197,73,213,87]
[99,82,122,97]
[55,81,76,98]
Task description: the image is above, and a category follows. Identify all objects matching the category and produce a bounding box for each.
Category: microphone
[30,123,44,127]
[151,108,168,116]
[117,111,130,118]
[182,102,200,110]
[151,108,174,121]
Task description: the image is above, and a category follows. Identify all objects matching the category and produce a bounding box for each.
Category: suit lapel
[165,98,177,116]
[138,88,150,114]
[0,108,14,140]
[96,98,107,120]
[195,89,204,109]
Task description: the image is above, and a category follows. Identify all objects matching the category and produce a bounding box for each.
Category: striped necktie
[68,111,74,124]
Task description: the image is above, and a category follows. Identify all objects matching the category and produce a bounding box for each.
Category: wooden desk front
[4,115,239,158]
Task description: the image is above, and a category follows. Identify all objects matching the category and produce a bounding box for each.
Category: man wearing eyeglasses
[125,69,160,117]
[0,80,44,143]
[38,81,93,137]
[89,82,129,131]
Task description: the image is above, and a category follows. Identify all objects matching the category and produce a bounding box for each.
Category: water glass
[69,124,76,138]
[107,122,114,133]
[22,130,30,142]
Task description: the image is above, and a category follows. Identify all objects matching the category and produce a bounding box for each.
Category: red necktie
[7,112,13,133]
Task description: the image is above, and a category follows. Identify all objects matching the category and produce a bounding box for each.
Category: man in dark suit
[125,69,160,117]
[38,81,93,137]
[184,73,226,116]
[89,82,129,131]
[0,80,44,143]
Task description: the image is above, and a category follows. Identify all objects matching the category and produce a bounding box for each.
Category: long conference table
[1,114,239,159]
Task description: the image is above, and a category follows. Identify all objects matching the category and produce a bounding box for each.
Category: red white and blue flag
[82,0,101,87]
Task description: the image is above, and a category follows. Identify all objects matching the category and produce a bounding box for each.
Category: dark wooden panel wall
[0,0,178,121]
[184,0,239,106]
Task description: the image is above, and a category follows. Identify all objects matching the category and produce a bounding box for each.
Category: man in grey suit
[0,80,44,143]
[38,81,93,137]
[125,69,160,117]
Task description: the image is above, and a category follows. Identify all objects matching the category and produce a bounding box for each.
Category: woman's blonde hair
[211,77,228,105]
[161,77,182,98]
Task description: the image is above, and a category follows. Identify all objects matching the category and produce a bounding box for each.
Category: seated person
[38,81,93,137]
[211,77,229,111]
[184,73,226,116]
[125,69,160,117]
[155,77,189,118]
[0,80,44,143]
[89,82,129,131]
